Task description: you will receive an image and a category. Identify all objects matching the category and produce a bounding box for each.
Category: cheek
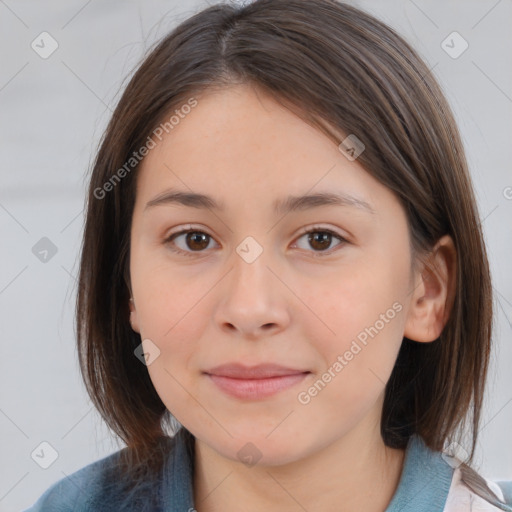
[300,255,407,397]
[131,249,209,336]
[138,299,207,427]
[136,286,206,364]
[305,263,404,347]
[297,288,405,432]
[131,260,211,387]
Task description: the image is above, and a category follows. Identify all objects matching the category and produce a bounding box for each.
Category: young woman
[25,0,511,510]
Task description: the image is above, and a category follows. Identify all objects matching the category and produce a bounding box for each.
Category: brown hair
[76,0,493,491]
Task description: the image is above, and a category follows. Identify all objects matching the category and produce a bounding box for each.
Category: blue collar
[162,429,454,512]
[384,434,454,511]
[163,427,195,509]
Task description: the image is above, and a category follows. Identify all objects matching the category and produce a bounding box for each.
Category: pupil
[309,232,331,250]
[188,232,208,250]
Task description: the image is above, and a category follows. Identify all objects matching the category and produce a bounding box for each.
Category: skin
[129,83,457,512]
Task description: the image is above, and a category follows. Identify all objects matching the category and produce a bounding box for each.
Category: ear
[404,234,457,343]
[129,297,141,333]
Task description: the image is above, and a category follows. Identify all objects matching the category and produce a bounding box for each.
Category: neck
[192,422,406,512]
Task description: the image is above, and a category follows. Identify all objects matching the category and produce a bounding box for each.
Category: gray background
[0,0,511,510]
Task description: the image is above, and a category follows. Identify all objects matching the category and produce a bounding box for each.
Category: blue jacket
[24,428,512,511]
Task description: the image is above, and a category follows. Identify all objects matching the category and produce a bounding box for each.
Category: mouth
[204,363,311,400]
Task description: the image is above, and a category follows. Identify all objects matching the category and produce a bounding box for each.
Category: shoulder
[444,463,512,512]
[22,448,129,511]
[23,435,180,512]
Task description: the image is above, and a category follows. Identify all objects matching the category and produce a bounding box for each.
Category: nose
[213,242,291,340]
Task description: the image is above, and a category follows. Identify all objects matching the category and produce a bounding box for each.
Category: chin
[206,430,309,468]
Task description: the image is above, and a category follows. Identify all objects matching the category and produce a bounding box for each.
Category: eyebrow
[144,188,376,215]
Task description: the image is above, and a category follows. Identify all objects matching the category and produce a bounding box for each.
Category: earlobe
[403,235,457,343]
[129,297,140,333]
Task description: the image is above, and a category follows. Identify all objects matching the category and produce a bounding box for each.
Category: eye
[164,226,217,257]
[163,225,348,257]
[293,225,348,256]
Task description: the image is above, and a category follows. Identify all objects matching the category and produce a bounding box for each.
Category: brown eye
[308,232,333,251]
[183,232,210,251]
[165,229,217,256]
[294,227,348,255]
[164,226,348,258]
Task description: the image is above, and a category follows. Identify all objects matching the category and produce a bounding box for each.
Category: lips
[205,363,309,379]
[204,363,311,400]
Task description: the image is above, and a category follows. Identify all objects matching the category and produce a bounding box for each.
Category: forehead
[133,84,393,217]
[141,83,339,173]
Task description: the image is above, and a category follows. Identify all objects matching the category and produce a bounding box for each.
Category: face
[129,83,418,466]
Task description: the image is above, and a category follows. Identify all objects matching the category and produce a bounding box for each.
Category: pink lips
[205,363,310,400]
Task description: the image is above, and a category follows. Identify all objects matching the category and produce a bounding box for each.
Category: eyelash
[163,225,348,258]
